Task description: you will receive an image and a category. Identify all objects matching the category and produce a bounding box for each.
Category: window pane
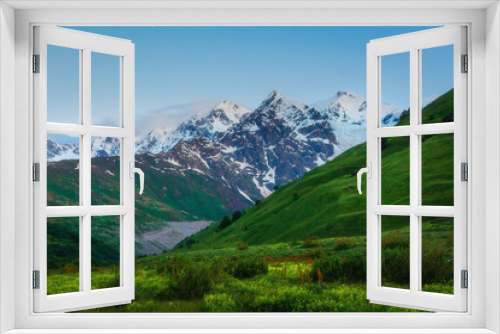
[381,52,409,127]
[421,217,454,295]
[47,45,80,124]
[421,133,454,206]
[47,134,80,206]
[91,137,121,205]
[421,45,454,124]
[92,52,120,127]
[92,216,120,290]
[381,136,410,205]
[381,215,410,289]
[47,217,80,295]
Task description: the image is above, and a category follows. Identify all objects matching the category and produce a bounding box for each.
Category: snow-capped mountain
[47,138,79,162]
[91,137,121,158]
[47,137,121,161]
[155,90,403,199]
[315,90,403,127]
[135,101,251,154]
[48,90,404,202]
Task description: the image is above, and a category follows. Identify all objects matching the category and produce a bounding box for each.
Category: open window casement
[33,26,141,312]
[361,26,467,312]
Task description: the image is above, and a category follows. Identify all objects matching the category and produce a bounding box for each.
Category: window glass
[91,136,121,206]
[381,52,410,127]
[421,45,454,124]
[421,134,454,206]
[47,217,80,295]
[92,216,121,290]
[47,45,80,124]
[47,134,80,206]
[91,52,121,127]
[381,215,410,289]
[421,217,454,295]
[381,136,410,205]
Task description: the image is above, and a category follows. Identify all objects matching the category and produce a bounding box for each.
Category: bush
[302,237,319,248]
[237,242,249,250]
[219,216,232,230]
[232,211,243,222]
[381,233,410,285]
[169,261,215,299]
[228,258,268,279]
[254,199,261,205]
[311,250,366,283]
[204,293,238,312]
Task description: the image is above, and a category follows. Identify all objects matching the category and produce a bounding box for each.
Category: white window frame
[33,26,136,313]
[366,26,468,312]
[1,2,498,333]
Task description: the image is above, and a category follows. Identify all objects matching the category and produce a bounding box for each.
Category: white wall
[0,2,16,333]
[486,2,500,333]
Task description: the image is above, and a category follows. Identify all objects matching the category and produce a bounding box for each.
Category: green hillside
[181,89,454,250]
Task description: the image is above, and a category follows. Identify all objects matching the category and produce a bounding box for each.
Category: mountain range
[48,90,403,204]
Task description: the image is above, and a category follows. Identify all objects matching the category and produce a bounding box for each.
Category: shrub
[254,199,261,205]
[302,237,319,248]
[204,293,238,312]
[273,184,280,190]
[381,233,410,285]
[219,216,232,230]
[228,258,268,279]
[169,261,214,299]
[232,211,243,222]
[333,238,354,251]
[237,242,249,250]
[310,250,366,283]
[421,248,453,285]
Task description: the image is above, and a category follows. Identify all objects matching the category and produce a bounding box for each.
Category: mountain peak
[336,90,363,101]
[209,100,251,123]
[264,90,283,103]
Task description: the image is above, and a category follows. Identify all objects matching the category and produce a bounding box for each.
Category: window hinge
[33,54,40,73]
[33,163,40,182]
[461,54,468,73]
[461,162,468,182]
[33,270,40,289]
[461,270,468,289]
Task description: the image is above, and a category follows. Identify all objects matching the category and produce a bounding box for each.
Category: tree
[219,216,232,230]
[232,210,243,222]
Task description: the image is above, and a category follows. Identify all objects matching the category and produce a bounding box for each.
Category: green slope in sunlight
[180,89,455,250]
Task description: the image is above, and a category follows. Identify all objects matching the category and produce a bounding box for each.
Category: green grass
[47,224,452,312]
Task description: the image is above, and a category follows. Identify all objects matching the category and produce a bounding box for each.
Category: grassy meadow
[47,89,455,312]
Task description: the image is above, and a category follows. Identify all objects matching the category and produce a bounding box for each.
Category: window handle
[129,161,145,195]
[357,162,371,195]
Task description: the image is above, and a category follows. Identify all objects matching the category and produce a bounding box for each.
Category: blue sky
[49,26,453,135]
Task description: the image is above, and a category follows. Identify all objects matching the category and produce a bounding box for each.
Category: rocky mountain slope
[152,90,402,198]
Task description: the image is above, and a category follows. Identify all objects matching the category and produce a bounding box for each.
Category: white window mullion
[82,47,92,295]
[409,47,420,295]
[366,44,379,300]
[122,48,136,296]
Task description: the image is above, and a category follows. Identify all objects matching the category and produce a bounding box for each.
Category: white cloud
[135,99,218,136]
[422,94,439,107]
